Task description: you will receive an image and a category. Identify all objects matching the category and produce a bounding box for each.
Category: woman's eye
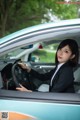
[65,50,68,53]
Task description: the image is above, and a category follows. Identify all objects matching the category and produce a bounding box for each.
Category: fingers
[16,87,32,92]
[18,63,26,68]
[18,62,31,72]
[16,84,32,92]
[16,84,27,91]
[16,87,22,91]
[18,62,26,66]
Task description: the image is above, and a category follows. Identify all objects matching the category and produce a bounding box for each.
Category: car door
[0,90,80,120]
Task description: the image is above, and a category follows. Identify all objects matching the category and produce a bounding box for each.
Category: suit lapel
[51,63,68,86]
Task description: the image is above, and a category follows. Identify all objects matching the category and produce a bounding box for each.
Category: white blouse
[50,63,64,86]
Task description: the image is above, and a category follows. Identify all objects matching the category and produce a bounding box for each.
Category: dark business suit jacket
[30,62,75,93]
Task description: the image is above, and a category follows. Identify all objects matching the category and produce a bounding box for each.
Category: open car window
[30,43,59,63]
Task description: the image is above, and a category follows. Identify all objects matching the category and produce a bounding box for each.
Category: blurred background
[0,0,80,38]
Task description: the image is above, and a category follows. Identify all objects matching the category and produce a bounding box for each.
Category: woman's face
[57,45,74,64]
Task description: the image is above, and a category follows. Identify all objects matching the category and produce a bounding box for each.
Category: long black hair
[55,39,79,67]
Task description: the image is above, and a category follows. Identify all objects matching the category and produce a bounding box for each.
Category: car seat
[74,66,80,93]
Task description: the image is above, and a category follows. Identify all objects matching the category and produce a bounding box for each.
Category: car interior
[0,38,80,94]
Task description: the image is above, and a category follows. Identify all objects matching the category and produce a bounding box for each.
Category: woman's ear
[70,54,75,60]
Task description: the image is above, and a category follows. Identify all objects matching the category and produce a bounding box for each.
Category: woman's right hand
[18,62,31,72]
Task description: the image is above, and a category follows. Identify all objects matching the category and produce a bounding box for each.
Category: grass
[32,49,56,63]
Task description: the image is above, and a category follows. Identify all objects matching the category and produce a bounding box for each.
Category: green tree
[0,0,78,37]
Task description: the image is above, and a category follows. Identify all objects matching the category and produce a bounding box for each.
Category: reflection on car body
[0,19,80,120]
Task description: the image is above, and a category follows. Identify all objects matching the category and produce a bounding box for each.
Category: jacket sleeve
[30,68,55,81]
[50,67,74,92]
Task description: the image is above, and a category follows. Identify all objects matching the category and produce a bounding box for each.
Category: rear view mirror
[21,44,33,49]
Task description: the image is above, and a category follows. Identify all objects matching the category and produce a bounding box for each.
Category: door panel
[0,90,80,120]
[0,99,80,120]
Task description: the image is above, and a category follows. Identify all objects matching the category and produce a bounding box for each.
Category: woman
[16,39,79,93]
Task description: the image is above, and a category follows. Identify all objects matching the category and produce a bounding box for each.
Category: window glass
[30,43,59,63]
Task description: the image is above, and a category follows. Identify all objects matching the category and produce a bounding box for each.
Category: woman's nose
[59,50,63,55]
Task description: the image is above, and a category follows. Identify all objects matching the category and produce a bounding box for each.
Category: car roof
[0,18,80,55]
[0,18,80,44]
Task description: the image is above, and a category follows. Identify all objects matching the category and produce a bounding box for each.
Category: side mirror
[31,56,40,62]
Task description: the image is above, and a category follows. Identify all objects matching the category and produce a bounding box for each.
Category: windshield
[0,44,33,61]
[0,48,25,60]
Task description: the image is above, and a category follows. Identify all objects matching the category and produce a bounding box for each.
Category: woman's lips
[58,56,62,59]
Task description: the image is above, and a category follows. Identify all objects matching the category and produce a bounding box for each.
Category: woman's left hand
[16,84,32,92]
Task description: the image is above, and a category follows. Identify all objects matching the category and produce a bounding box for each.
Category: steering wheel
[11,61,33,90]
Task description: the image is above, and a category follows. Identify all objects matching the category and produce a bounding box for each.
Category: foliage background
[0,0,79,38]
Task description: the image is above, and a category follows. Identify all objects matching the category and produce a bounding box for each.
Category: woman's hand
[18,62,31,72]
[16,84,32,92]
